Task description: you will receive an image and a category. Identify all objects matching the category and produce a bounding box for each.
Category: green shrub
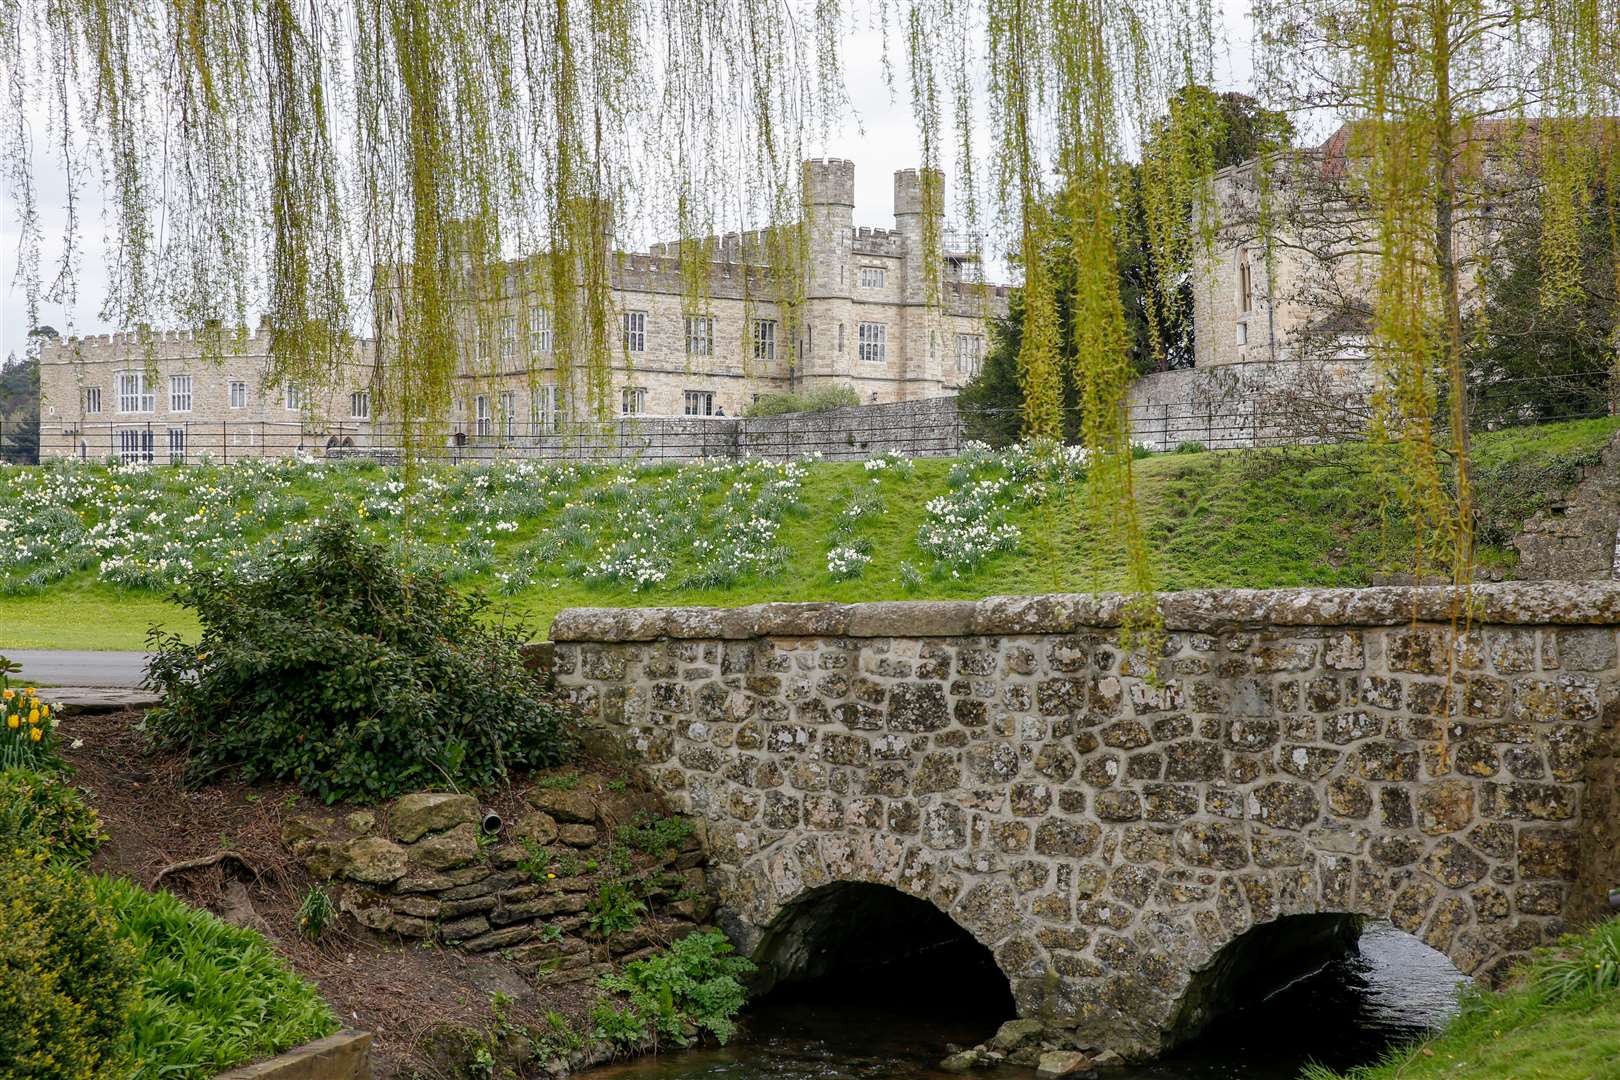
[144,520,573,803]
[90,875,337,1078]
[615,812,693,856]
[0,852,138,1080]
[296,885,336,940]
[597,929,754,1046]
[0,767,106,863]
[742,385,860,417]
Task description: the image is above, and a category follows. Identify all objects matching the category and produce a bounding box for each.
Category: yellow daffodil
[29,727,41,742]
[39,705,48,719]
[1,689,12,700]
[6,715,17,729]
[24,688,34,696]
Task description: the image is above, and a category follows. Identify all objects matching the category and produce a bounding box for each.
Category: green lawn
[2,416,1614,652]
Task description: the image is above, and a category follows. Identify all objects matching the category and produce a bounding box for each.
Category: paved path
[4,650,151,688]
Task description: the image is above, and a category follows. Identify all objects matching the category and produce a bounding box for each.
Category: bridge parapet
[550,583,1620,1058]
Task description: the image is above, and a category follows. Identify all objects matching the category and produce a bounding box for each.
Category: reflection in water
[589,922,1467,1080]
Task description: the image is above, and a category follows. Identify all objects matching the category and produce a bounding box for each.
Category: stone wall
[354,396,965,464]
[282,785,713,982]
[548,582,1620,1058]
[1125,361,1370,451]
[1513,431,1620,582]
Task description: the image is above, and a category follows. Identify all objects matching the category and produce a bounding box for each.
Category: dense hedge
[0,852,138,1079]
[145,520,573,803]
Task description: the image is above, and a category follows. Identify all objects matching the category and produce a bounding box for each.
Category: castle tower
[893,167,944,308]
[800,159,855,382]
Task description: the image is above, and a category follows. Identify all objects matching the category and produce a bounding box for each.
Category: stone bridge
[549,583,1620,1058]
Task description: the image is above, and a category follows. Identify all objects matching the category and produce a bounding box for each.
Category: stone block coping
[213,1031,372,1080]
[550,581,1620,642]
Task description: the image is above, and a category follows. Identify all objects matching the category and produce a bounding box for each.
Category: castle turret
[803,159,854,299]
[893,167,944,307]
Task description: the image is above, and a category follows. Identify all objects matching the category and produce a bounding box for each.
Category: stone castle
[36,160,1008,462]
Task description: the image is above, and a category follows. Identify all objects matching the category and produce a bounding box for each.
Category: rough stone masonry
[549,582,1620,1059]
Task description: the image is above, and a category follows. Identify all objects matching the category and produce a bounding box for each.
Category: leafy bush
[596,929,754,1046]
[0,852,138,1079]
[91,875,337,1078]
[742,385,860,417]
[144,520,573,803]
[0,767,106,863]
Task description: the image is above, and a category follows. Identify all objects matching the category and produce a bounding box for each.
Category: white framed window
[683,390,715,416]
[499,390,516,437]
[500,315,518,364]
[955,333,983,375]
[83,387,101,415]
[531,385,560,434]
[685,315,714,357]
[117,371,155,414]
[475,394,492,437]
[622,310,647,354]
[351,391,370,420]
[752,319,776,362]
[858,322,887,364]
[169,374,192,412]
[118,428,154,464]
[476,327,491,362]
[167,427,187,464]
[530,304,553,353]
[859,266,886,289]
[229,381,247,409]
[285,384,305,411]
[621,386,647,415]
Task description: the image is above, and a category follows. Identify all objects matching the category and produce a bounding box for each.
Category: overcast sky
[0,1,1259,361]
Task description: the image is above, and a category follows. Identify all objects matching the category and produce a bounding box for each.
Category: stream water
[589,922,1467,1080]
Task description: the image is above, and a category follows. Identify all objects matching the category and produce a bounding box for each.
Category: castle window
[683,389,715,416]
[838,322,845,353]
[686,316,714,357]
[229,381,247,409]
[1236,321,1249,346]
[530,305,553,353]
[753,319,776,362]
[955,333,983,375]
[169,374,192,413]
[167,427,187,465]
[117,428,153,463]
[475,394,492,437]
[351,391,370,420]
[858,322,886,364]
[1238,250,1254,315]
[622,310,647,354]
[500,390,517,437]
[532,385,560,433]
[117,371,154,413]
[285,384,305,411]
[621,387,647,415]
[860,266,886,289]
[83,387,101,415]
[500,315,518,364]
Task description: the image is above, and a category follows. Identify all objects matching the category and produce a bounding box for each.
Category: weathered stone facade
[549,583,1620,1058]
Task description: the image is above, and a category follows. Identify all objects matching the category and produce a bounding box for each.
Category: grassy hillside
[1,416,1614,651]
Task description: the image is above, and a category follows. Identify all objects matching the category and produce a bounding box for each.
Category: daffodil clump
[0,680,61,772]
